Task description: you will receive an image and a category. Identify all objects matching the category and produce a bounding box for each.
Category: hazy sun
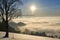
[30,5,36,12]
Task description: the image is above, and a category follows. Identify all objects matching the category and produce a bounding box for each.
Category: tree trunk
[4,11,9,38]
[3,10,9,38]
[3,18,9,38]
[4,21,9,38]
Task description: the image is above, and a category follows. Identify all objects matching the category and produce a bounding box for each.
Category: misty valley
[8,17,60,39]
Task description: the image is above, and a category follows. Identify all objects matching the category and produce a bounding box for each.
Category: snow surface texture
[0,32,60,40]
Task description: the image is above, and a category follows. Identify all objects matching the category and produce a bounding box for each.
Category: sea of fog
[9,17,60,37]
[10,17,60,30]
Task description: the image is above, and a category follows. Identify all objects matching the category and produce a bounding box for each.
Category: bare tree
[0,0,22,38]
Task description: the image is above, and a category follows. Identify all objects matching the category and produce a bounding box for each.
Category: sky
[19,0,60,16]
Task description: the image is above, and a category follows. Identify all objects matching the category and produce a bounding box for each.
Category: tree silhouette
[0,0,22,38]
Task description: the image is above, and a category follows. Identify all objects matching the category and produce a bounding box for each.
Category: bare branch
[8,0,18,7]
[0,0,23,21]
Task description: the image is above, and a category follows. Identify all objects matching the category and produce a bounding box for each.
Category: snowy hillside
[0,32,60,40]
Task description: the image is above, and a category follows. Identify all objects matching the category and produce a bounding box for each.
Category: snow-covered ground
[0,32,60,40]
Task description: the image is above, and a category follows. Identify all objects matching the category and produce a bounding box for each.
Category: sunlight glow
[30,5,37,12]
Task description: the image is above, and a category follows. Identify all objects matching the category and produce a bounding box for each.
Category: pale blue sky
[19,0,60,16]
